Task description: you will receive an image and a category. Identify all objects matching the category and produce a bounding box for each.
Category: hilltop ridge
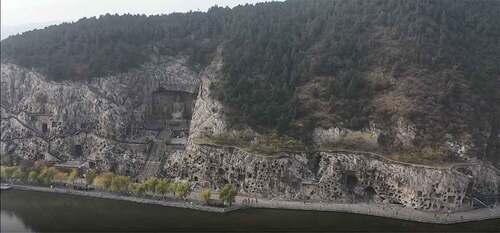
[1,0,499,165]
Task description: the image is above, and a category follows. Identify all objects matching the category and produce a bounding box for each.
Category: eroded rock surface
[1,57,498,213]
[1,58,199,176]
[165,143,499,212]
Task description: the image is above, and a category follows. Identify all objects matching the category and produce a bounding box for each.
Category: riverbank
[7,184,244,213]
[236,196,500,224]
[5,184,499,224]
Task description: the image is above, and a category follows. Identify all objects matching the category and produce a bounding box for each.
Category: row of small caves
[8,87,499,210]
[13,88,196,174]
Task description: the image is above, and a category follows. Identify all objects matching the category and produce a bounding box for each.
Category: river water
[1,190,499,232]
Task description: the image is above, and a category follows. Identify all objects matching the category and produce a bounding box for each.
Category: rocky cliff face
[187,50,227,140]
[1,57,498,213]
[1,58,199,177]
[166,143,499,212]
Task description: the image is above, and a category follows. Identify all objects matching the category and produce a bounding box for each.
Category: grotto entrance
[42,123,48,134]
[364,186,377,202]
[343,172,358,192]
[149,89,195,121]
[73,145,83,158]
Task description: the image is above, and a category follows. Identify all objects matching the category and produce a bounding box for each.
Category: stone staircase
[138,160,161,181]
[138,142,162,181]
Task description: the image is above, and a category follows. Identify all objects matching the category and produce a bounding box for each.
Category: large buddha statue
[171,96,185,120]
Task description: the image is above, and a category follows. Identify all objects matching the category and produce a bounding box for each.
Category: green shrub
[0,166,6,181]
[174,181,191,200]
[3,166,17,181]
[28,170,39,183]
[201,188,212,204]
[144,177,159,194]
[37,166,57,185]
[321,130,379,151]
[54,171,69,184]
[94,172,114,190]
[85,170,97,185]
[155,179,170,195]
[219,184,238,207]
[168,181,178,194]
[109,175,131,193]
[129,182,146,196]
[67,168,79,183]
[12,167,27,182]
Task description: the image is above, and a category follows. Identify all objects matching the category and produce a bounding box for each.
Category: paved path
[9,184,243,213]
[7,185,500,224]
[234,196,500,224]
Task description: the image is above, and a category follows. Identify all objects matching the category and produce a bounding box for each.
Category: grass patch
[318,130,379,152]
[195,131,464,166]
[386,146,464,165]
[194,130,306,156]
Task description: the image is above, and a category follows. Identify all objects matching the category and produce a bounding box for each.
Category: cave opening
[364,186,377,202]
[42,123,48,134]
[344,172,358,191]
[74,145,83,158]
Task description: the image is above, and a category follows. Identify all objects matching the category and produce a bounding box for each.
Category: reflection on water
[1,211,34,233]
[1,189,499,232]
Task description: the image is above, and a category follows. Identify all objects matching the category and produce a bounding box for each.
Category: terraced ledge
[193,140,480,171]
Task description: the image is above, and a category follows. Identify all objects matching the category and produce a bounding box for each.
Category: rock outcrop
[1,58,199,177]
[1,56,498,213]
[188,50,227,140]
[165,142,499,212]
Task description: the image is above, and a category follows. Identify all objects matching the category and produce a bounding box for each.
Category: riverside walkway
[7,184,500,224]
[9,184,243,213]
[235,196,500,224]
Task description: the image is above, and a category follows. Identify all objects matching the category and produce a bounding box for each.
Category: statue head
[171,95,185,120]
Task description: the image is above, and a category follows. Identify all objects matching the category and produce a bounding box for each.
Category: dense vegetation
[1,162,237,206]
[1,0,499,162]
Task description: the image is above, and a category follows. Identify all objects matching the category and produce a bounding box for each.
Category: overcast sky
[1,0,278,26]
[1,0,280,39]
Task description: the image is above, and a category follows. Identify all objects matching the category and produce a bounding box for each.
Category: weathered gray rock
[1,55,498,214]
[1,57,199,176]
[188,51,226,140]
[165,143,499,212]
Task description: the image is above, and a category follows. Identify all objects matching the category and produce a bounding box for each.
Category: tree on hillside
[1,0,498,163]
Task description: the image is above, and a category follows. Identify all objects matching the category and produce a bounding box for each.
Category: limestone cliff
[166,143,499,212]
[1,56,499,213]
[1,58,199,177]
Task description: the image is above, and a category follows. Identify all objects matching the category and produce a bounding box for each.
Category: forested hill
[1,0,499,163]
